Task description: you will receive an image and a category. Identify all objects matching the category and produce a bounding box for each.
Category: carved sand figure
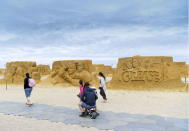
[72,62,92,82]
[14,67,25,84]
[110,56,188,89]
[5,61,41,84]
[50,60,96,86]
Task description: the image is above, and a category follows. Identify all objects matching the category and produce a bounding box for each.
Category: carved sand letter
[110,56,188,89]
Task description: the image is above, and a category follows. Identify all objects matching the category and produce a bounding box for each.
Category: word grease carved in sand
[110,56,188,89]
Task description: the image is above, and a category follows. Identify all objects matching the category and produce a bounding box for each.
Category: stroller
[80,105,99,119]
[87,107,99,119]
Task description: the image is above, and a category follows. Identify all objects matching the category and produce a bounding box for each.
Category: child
[77,80,84,98]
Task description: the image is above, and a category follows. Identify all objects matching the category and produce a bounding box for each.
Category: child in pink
[77,80,84,98]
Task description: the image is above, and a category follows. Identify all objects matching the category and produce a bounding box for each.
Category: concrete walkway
[0,101,187,131]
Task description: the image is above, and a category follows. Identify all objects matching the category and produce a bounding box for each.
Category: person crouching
[79,82,98,117]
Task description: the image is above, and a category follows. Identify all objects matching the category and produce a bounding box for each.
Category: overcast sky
[0,0,188,68]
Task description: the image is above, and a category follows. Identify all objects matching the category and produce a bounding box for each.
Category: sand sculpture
[37,65,51,75]
[92,64,105,73]
[110,56,188,89]
[0,68,5,75]
[49,60,97,86]
[0,68,5,84]
[92,64,113,75]
[104,66,113,75]
[5,61,41,84]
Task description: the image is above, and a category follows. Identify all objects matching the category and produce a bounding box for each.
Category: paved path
[0,101,187,131]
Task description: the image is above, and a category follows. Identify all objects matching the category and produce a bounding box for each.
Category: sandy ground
[0,84,188,131]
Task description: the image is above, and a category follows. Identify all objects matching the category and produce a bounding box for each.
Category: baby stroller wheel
[90,111,98,119]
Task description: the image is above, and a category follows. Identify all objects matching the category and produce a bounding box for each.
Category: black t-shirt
[24,78,30,89]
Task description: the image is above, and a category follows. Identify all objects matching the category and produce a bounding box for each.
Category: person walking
[98,72,107,102]
[24,73,34,105]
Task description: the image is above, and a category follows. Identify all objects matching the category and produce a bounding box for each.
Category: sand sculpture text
[111,56,188,88]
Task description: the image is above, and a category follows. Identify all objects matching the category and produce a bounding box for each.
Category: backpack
[29,78,36,87]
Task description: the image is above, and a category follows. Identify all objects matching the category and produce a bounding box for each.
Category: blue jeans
[81,102,96,110]
[24,88,32,97]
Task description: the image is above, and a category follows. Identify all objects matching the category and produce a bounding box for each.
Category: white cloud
[0,33,17,41]
[0,26,188,68]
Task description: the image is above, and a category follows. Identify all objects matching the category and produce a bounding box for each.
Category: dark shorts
[24,88,32,97]
[81,102,96,110]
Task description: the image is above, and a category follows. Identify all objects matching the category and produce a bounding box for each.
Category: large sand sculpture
[110,56,188,89]
[1,57,188,90]
[5,61,41,84]
[37,65,51,75]
[49,60,97,86]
